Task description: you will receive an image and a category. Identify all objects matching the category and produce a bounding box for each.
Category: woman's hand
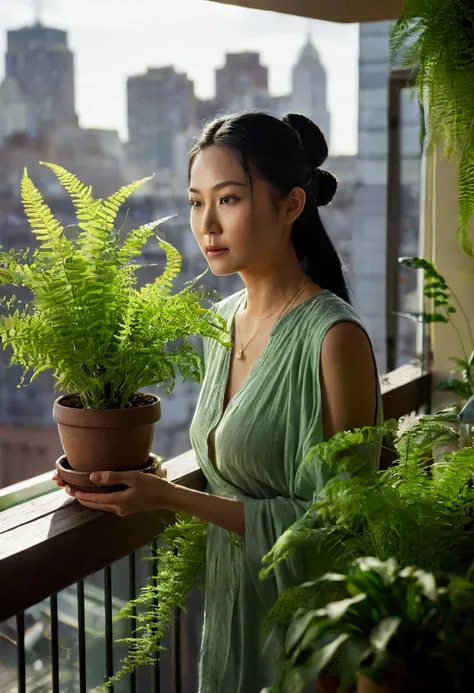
[52,464,246,535]
[52,467,176,517]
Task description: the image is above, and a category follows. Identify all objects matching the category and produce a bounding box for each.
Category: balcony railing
[0,364,430,693]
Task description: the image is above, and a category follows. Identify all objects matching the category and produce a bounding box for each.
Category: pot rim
[56,453,160,478]
[53,392,161,428]
[55,392,160,411]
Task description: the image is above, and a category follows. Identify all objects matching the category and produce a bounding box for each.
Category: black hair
[189,110,350,304]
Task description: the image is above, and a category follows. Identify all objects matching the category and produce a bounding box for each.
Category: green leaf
[369,617,401,651]
[354,557,398,581]
[438,377,472,398]
[449,357,469,371]
[468,349,474,373]
[448,576,474,610]
[0,268,13,283]
[285,610,321,652]
[102,175,154,231]
[324,593,367,622]
[301,634,350,681]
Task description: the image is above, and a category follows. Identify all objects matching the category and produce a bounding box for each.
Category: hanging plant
[391,0,474,256]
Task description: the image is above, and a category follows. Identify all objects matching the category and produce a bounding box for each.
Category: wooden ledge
[0,450,203,621]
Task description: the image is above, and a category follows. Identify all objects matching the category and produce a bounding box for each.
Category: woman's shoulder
[299,289,366,334]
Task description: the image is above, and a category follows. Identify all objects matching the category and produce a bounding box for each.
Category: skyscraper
[215,52,268,112]
[290,35,331,146]
[127,66,196,177]
[5,21,77,134]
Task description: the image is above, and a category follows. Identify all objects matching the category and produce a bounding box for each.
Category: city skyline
[0,0,359,154]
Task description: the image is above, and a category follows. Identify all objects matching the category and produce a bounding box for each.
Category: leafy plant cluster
[259,409,474,691]
[262,411,473,583]
[263,556,474,693]
[0,163,230,409]
[392,0,474,256]
[400,256,474,400]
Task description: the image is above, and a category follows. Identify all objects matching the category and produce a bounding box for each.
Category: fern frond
[458,152,474,256]
[391,1,474,255]
[154,237,183,295]
[101,175,154,231]
[306,421,397,475]
[39,161,100,231]
[21,168,65,246]
[118,216,172,265]
[106,515,207,686]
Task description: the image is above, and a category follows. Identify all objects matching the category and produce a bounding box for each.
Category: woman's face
[188,145,301,277]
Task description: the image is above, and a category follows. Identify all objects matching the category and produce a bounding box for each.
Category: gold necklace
[235,277,309,361]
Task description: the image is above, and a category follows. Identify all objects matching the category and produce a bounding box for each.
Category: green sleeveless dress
[189,289,382,693]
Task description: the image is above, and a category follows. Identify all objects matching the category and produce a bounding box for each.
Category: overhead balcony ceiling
[209,0,403,23]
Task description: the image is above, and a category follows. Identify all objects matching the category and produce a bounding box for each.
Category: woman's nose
[202,208,221,235]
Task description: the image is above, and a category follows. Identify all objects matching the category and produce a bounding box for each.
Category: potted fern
[0,162,229,490]
[264,557,474,693]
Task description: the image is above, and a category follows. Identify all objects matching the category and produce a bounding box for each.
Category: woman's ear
[284,187,306,224]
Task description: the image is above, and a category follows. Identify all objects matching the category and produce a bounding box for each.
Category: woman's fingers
[74,499,118,514]
[89,470,140,487]
[52,472,67,487]
[72,488,130,505]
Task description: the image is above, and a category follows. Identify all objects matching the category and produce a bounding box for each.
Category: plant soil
[60,392,156,410]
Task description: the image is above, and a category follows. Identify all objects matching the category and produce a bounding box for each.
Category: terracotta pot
[314,676,340,693]
[357,676,393,693]
[53,392,161,472]
[55,454,161,493]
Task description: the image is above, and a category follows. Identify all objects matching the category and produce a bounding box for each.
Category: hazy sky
[0,0,359,154]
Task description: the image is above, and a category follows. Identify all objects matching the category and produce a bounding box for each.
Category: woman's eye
[220,196,237,205]
[189,200,201,208]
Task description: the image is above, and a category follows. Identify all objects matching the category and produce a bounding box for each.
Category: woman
[56,111,381,693]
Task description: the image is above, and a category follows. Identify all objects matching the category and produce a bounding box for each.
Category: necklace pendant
[236,349,245,361]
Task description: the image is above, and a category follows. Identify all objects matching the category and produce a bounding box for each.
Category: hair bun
[315,168,338,207]
[283,112,337,206]
[283,112,328,168]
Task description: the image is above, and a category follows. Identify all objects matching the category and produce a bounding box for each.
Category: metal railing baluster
[50,593,60,693]
[77,579,87,693]
[16,611,26,693]
[104,565,114,692]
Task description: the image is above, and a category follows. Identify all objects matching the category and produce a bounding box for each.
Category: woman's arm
[62,470,246,536]
[320,321,377,440]
[169,485,245,535]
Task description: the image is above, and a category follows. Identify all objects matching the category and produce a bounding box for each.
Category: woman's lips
[206,247,228,257]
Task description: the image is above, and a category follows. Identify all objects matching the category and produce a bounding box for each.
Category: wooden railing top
[380,363,430,421]
[209,0,403,24]
[0,364,429,622]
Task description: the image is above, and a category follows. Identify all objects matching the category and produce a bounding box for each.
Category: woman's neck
[240,255,309,318]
